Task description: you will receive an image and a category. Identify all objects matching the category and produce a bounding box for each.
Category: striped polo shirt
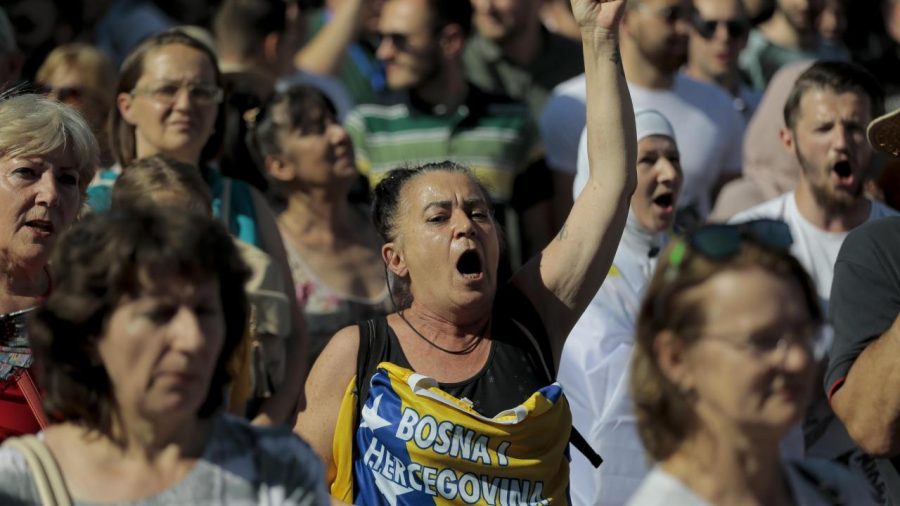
[344,85,539,204]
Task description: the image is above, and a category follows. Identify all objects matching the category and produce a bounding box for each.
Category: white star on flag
[360,394,392,431]
[372,467,414,505]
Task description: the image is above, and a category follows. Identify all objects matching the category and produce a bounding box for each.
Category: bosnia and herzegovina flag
[331,362,571,505]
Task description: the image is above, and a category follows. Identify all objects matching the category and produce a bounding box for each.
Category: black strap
[355,319,376,417]
[570,426,603,468]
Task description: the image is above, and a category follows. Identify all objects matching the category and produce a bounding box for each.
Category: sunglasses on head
[666,219,793,278]
[691,14,750,40]
[653,219,794,325]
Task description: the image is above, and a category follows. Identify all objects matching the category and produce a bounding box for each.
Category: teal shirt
[86,166,261,247]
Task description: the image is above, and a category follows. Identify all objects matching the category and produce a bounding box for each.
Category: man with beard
[543,0,744,228]
[343,0,536,226]
[731,61,895,497]
[739,0,848,90]
[732,61,893,308]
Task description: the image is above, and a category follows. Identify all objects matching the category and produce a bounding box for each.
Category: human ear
[779,127,796,155]
[654,330,695,394]
[265,154,294,182]
[382,242,408,278]
[117,92,136,126]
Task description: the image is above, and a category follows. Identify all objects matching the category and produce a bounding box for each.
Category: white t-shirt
[539,74,587,174]
[729,192,899,309]
[559,212,665,506]
[571,73,744,222]
[627,461,875,506]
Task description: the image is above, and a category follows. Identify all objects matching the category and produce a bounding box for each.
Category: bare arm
[511,0,636,365]
[249,189,309,425]
[831,313,900,457]
[294,326,360,482]
[294,0,365,77]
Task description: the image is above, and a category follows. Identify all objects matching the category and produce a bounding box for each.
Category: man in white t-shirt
[542,0,744,228]
[730,61,895,308]
[730,61,895,497]
[562,110,682,506]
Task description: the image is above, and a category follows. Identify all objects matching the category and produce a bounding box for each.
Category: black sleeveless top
[356,286,555,418]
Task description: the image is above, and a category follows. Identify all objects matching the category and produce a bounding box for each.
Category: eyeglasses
[130,82,224,106]
[635,2,693,24]
[701,325,826,363]
[691,14,750,40]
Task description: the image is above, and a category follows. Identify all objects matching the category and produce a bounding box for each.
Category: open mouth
[456,250,484,279]
[833,160,852,179]
[832,160,856,187]
[652,193,674,210]
[25,220,54,234]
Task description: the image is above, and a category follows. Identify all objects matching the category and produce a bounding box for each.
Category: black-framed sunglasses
[691,14,751,40]
[665,219,793,279]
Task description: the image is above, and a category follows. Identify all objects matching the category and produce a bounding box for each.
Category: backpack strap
[3,435,72,506]
[510,317,603,469]
[355,319,377,415]
[16,371,49,429]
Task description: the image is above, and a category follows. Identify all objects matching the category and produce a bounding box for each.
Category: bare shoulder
[294,325,362,466]
[307,325,361,392]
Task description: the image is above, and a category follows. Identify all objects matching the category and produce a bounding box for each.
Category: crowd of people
[1,0,900,504]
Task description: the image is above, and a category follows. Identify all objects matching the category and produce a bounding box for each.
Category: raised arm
[294,0,365,77]
[512,0,636,364]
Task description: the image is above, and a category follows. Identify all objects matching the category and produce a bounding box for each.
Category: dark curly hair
[29,206,250,433]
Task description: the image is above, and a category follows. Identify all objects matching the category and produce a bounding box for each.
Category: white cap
[574,109,677,198]
[634,109,676,143]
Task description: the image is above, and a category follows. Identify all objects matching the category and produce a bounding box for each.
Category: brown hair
[112,154,212,214]
[36,43,117,94]
[630,239,821,462]
[783,61,884,130]
[110,29,224,168]
[29,206,249,432]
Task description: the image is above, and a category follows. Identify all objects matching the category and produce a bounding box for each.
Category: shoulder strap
[2,435,72,506]
[16,371,49,429]
[508,303,603,469]
[355,319,376,415]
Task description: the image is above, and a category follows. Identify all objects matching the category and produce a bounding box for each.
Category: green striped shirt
[344,86,539,203]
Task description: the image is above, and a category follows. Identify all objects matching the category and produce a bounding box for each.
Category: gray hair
[0,94,99,193]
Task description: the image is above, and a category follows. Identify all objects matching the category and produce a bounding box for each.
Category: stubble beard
[796,145,863,213]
